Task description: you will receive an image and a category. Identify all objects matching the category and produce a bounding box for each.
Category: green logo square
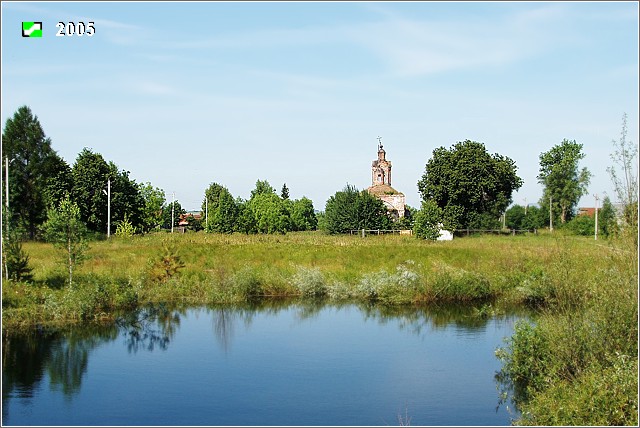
[22,22,43,38]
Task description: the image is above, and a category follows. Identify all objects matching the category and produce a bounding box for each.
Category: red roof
[577,207,597,217]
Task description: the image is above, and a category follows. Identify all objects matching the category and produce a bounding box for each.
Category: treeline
[199,181,317,234]
[0,105,400,240]
[2,106,178,238]
[412,126,637,240]
[3,105,635,242]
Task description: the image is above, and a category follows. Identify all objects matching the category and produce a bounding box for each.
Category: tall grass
[496,232,638,425]
[3,231,625,328]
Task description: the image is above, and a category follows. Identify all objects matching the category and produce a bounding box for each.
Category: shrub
[413,200,442,240]
[147,242,185,283]
[431,262,491,301]
[115,215,136,238]
[290,266,327,297]
[228,266,263,299]
[564,215,594,236]
[354,262,421,304]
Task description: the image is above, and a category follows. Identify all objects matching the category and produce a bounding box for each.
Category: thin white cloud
[135,81,181,96]
[346,4,569,77]
[157,3,576,78]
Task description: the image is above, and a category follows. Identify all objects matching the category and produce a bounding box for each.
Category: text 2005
[56,22,95,37]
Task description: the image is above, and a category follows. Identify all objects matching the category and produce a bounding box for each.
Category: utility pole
[171,192,175,234]
[549,196,553,232]
[205,197,208,230]
[4,156,10,280]
[4,157,7,280]
[594,194,599,241]
[102,180,111,238]
[524,198,528,215]
[5,157,8,210]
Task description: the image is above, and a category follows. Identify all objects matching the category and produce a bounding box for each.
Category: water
[2,301,523,426]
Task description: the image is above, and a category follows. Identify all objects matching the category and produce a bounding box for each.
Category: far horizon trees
[201,180,317,234]
[505,204,545,230]
[162,200,185,230]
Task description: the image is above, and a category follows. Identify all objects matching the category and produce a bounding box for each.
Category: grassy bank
[2,231,637,425]
[2,231,633,326]
[3,231,565,326]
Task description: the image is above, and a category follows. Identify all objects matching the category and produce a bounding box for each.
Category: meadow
[2,230,638,425]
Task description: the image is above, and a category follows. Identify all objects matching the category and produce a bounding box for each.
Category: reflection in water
[116,304,183,353]
[210,307,256,353]
[2,303,183,410]
[2,323,119,423]
[3,300,528,425]
[205,299,529,351]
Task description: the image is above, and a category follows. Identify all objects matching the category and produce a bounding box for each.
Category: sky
[2,1,638,212]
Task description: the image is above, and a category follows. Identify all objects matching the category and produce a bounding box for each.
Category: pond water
[2,301,524,426]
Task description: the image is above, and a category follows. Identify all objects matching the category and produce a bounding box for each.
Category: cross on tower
[377,136,383,150]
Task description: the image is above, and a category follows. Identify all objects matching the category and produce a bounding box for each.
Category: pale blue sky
[2,1,638,212]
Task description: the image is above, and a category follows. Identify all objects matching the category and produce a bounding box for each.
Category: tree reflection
[358,301,526,337]
[116,304,182,353]
[47,325,119,396]
[208,304,258,353]
[2,322,118,412]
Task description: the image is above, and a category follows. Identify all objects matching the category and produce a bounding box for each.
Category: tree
[206,187,238,233]
[323,184,359,234]
[246,192,290,234]
[323,184,391,234]
[417,140,523,230]
[355,190,392,230]
[413,200,442,240]
[2,207,33,282]
[521,205,546,230]
[71,148,111,233]
[161,200,185,230]
[43,155,73,211]
[565,214,595,236]
[538,139,591,224]
[505,205,526,230]
[72,148,143,235]
[42,196,89,285]
[607,113,638,228]
[235,198,256,234]
[202,182,228,213]
[138,182,166,232]
[393,205,415,230]
[108,163,144,233]
[250,179,276,199]
[115,214,136,238]
[290,197,317,231]
[202,183,238,233]
[281,183,290,200]
[599,195,619,238]
[2,106,68,238]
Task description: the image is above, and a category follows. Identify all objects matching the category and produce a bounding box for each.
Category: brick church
[367,139,406,219]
